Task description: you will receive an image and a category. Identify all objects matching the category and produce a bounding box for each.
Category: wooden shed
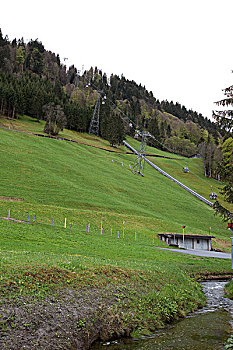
[158,233,215,251]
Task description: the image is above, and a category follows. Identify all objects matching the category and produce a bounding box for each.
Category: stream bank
[0,267,205,350]
[92,280,233,350]
[1,263,233,349]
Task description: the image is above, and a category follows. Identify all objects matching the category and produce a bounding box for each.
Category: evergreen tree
[166,123,171,137]
[148,118,161,148]
[213,80,233,222]
[15,46,25,72]
[105,111,125,147]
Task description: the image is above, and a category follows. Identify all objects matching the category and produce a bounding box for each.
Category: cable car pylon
[132,131,150,176]
[88,90,106,136]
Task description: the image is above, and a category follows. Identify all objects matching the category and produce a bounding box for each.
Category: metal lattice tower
[75,70,81,87]
[88,92,101,136]
[132,131,149,176]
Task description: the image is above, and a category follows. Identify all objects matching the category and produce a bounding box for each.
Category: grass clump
[224,280,233,299]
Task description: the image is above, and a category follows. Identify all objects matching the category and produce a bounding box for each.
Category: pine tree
[213,84,233,135]
[213,80,233,222]
[166,123,171,138]
[148,118,161,148]
[16,46,25,72]
[105,111,125,147]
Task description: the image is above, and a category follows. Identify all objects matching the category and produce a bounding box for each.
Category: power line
[81,72,217,190]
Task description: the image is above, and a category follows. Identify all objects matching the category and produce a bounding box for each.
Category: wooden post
[135,232,137,241]
[231,237,233,270]
[64,217,67,229]
[101,217,103,235]
[123,221,125,238]
[27,214,30,222]
[33,214,36,222]
[88,223,90,233]
[8,209,10,219]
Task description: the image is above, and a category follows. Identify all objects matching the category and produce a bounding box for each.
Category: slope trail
[123,140,213,207]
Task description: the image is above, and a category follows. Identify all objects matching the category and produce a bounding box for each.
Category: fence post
[135,232,137,241]
[231,237,233,270]
[101,217,103,235]
[8,209,10,219]
[27,214,30,222]
[123,221,125,238]
[64,217,67,229]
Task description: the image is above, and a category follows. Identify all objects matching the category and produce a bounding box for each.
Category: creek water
[92,280,233,350]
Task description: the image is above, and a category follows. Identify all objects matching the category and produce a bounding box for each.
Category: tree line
[0,28,225,156]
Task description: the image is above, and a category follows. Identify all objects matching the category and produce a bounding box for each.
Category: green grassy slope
[0,116,232,343]
[0,116,231,250]
[0,128,226,240]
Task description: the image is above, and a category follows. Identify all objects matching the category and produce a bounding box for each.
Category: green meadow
[0,115,232,341]
[0,116,232,267]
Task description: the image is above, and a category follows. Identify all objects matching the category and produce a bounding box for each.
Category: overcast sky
[1,0,233,120]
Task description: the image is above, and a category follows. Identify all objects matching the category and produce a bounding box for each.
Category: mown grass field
[1,115,233,345]
[0,115,232,265]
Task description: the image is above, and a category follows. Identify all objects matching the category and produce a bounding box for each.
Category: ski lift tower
[88,90,106,136]
[132,131,150,176]
[75,70,81,87]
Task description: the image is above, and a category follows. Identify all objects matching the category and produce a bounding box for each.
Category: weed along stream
[91,281,233,350]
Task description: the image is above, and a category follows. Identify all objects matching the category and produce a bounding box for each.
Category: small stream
[92,281,233,350]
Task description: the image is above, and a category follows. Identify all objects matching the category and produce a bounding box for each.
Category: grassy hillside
[0,116,230,243]
[0,115,232,348]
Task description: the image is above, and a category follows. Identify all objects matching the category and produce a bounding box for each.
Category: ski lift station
[158,233,215,251]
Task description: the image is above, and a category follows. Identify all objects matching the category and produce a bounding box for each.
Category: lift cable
[80,73,219,193]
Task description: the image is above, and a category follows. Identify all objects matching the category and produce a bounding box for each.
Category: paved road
[154,247,231,259]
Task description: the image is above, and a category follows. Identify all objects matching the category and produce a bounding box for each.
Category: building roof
[158,233,215,239]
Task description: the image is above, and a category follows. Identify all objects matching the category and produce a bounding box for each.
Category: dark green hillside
[0,28,221,157]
